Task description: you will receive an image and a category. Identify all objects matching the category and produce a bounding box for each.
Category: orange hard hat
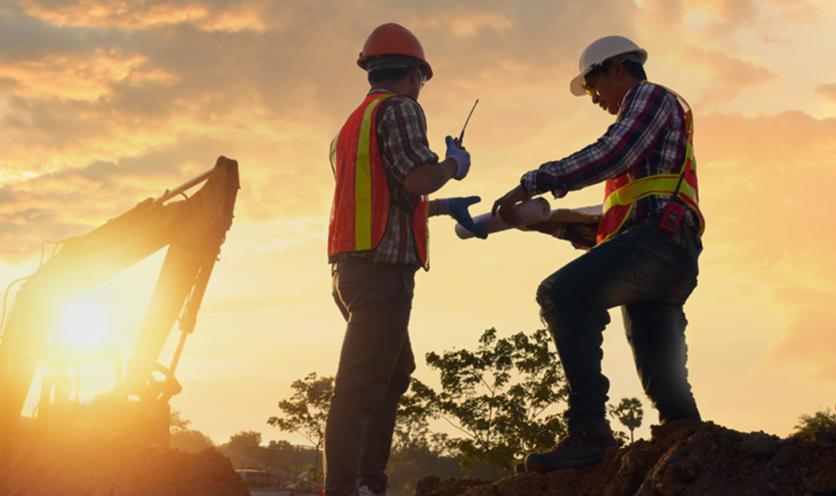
[357,23,433,80]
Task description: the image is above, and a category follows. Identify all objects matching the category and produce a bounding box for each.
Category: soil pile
[416,421,836,496]
[0,438,249,496]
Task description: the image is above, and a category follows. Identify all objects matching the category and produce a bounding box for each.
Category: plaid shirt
[521,82,699,233]
[335,89,438,266]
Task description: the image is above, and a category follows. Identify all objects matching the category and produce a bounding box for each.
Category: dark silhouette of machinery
[0,156,239,449]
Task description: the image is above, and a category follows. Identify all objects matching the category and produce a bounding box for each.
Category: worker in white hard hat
[325,23,485,496]
[493,35,706,472]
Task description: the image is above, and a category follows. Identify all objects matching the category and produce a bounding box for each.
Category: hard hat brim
[570,73,587,97]
[568,48,647,97]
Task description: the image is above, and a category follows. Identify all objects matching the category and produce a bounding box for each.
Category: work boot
[524,427,618,473]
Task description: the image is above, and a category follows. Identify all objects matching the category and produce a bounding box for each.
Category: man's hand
[434,196,488,239]
[491,185,531,225]
[522,220,598,250]
[521,219,565,236]
[563,223,598,250]
[445,136,471,180]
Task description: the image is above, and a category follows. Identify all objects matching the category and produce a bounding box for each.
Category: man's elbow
[404,162,448,196]
[404,175,436,196]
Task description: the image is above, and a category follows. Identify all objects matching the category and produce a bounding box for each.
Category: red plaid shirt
[521,82,699,233]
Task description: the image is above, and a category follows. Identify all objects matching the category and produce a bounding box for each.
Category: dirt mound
[0,438,249,496]
[416,421,836,496]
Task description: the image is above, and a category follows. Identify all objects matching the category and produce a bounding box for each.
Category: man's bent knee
[536,276,559,318]
[536,274,581,325]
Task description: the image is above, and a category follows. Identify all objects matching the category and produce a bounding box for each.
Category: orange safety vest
[596,90,705,244]
[328,92,429,267]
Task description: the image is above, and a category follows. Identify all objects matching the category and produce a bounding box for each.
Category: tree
[410,328,569,472]
[171,429,214,453]
[225,430,263,452]
[793,405,836,439]
[608,397,643,443]
[267,372,334,483]
[170,409,191,432]
[169,409,214,453]
[393,389,450,454]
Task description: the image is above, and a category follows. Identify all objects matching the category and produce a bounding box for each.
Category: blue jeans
[325,262,417,496]
[536,221,702,432]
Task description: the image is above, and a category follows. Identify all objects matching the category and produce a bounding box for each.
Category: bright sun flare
[56,293,112,349]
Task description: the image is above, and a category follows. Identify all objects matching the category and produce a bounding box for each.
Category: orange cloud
[695,110,836,381]
[815,83,836,102]
[0,49,174,102]
[767,305,836,381]
[17,0,266,32]
[688,47,776,105]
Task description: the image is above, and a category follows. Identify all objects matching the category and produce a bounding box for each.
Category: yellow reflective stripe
[603,175,699,211]
[354,95,389,250]
[329,135,338,178]
[685,141,697,170]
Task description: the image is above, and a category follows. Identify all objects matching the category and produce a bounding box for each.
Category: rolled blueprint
[455,198,551,239]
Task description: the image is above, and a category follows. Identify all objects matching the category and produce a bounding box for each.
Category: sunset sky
[2,0,835,446]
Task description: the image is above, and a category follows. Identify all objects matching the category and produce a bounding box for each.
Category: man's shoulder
[623,82,684,114]
[377,93,424,117]
[629,81,672,99]
[641,82,687,105]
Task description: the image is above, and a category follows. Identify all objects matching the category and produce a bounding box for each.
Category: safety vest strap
[603,141,698,212]
[604,173,698,210]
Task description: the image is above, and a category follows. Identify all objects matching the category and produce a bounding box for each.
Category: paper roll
[455,198,551,239]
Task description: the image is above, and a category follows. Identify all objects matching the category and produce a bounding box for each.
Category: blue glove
[445,136,471,180]
[437,196,487,239]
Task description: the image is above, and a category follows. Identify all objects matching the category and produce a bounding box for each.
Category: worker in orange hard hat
[324,23,485,496]
[493,35,706,472]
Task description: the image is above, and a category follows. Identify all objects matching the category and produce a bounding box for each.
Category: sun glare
[56,293,112,349]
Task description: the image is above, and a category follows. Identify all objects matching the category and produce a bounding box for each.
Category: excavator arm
[0,156,239,447]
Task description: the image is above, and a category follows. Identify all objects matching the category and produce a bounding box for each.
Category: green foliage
[793,405,836,439]
[608,397,643,443]
[394,390,452,455]
[267,372,333,450]
[267,372,334,483]
[410,328,569,472]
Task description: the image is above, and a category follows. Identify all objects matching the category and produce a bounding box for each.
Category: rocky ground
[416,421,836,496]
[0,438,249,496]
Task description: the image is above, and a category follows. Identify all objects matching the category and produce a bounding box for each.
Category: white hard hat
[569,35,647,96]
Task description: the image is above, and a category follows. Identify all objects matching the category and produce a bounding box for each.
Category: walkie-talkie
[659,168,688,236]
[659,198,686,236]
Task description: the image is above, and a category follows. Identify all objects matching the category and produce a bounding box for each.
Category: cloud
[687,47,776,105]
[16,0,266,32]
[815,83,836,102]
[633,1,777,107]
[767,305,836,381]
[695,110,836,381]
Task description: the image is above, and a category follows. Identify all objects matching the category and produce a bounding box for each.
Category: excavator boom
[0,156,239,447]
